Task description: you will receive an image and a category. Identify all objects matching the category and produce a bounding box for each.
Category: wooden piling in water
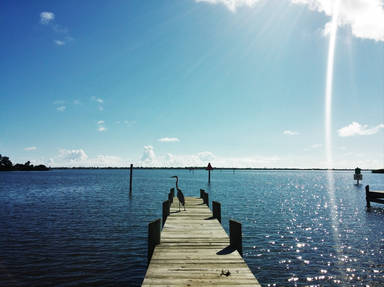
[212,201,221,223]
[162,200,170,227]
[229,219,242,257]
[129,164,133,194]
[366,185,371,208]
[147,218,161,264]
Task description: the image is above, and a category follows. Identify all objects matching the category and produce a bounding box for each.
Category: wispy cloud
[73,99,81,105]
[158,137,180,143]
[97,120,106,132]
[40,11,55,24]
[283,130,300,136]
[92,97,104,111]
[195,0,260,12]
[304,143,322,151]
[54,40,65,46]
[56,106,66,112]
[40,11,74,45]
[337,122,384,137]
[24,146,37,151]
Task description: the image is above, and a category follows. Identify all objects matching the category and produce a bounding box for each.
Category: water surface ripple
[0,169,383,286]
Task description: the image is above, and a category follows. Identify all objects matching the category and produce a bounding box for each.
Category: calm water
[0,169,383,286]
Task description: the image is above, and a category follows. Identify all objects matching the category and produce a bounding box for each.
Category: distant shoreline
[47,167,378,171]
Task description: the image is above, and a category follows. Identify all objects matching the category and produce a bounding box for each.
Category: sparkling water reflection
[0,169,383,286]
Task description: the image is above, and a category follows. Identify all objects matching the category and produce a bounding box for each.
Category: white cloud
[56,105,66,112]
[91,97,104,111]
[48,149,125,167]
[337,122,384,137]
[24,146,37,151]
[291,0,384,42]
[58,149,88,162]
[195,0,260,12]
[283,130,300,136]
[40,11,55,24]
[158,137,180,143]
[141,145,156,162]
[54,40,65,46]
[97,120,106,132]
[196,0,384,41]
[92,97,103,104]
[139,146,279,167]
[73,99,80,105]
[197,151,215,161]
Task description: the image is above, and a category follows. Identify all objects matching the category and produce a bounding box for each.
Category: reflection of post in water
[354,167,362,185]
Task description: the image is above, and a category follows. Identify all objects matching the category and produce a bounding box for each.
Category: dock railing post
[129,164,133,194]
[202,191,206,204]
[229,219,242,257]
[212,201,221,223]
[200,189,204,198]
[205,192,209,207]
[366,185,371,208]
[162,200,170,227]
[148,218,161,264]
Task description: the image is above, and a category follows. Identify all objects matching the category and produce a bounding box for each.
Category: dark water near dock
[1,169,383,286]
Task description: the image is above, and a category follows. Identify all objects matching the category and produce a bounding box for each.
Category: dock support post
[162,200,170,227]
[148,218,161,264]
[366,185,371,208]
[129,164,133,194]
[212,201,221,223]
[229,219,242,257]
[200,189,204,198]
[203,192,209,207]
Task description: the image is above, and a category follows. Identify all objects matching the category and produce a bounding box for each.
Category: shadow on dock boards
[216,245,237,255]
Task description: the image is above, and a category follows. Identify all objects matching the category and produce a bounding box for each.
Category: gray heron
[171,176,185,211]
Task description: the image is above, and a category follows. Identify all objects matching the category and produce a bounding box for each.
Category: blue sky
[1,0,383,168]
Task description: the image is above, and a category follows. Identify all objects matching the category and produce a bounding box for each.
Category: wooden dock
[142,195,261,287]
[366,185,384,208]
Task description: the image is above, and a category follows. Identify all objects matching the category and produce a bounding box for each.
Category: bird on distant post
[171,176,185,211]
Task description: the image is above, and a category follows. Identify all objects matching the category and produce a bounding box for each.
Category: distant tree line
[0,154,49,171]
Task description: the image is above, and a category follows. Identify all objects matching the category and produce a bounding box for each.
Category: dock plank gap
[142,196,261,286]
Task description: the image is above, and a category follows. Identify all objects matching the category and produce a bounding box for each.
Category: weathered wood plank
[142,196,261,287]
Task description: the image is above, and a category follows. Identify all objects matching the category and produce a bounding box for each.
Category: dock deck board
[142,197,261,287]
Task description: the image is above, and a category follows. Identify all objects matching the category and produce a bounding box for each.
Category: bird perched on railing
[171,176,185,211]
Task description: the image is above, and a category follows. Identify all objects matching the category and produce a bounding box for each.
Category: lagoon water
[0,169,383,286]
